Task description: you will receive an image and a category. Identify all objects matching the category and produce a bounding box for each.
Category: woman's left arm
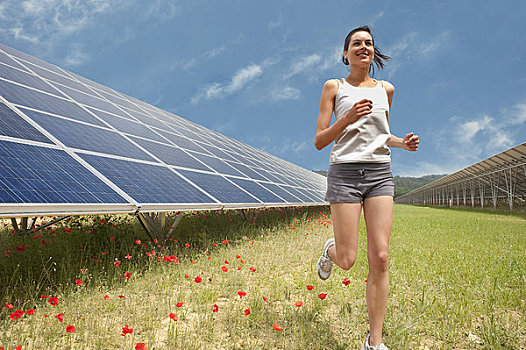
[383,81,420,151]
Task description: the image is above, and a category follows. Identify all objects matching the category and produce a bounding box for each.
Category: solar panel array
[0,43,327,218]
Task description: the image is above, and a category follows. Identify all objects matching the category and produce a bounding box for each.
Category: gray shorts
[324,162,394,203]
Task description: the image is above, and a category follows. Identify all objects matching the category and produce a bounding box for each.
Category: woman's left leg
[363,195,393,346]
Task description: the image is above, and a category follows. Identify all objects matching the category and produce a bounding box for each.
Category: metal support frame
[10,215,70,234]
[136,212,185,242]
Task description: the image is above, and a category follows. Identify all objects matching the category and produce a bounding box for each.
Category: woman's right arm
[314,80,372,150]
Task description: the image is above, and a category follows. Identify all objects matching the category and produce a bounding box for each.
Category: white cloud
[63,44,89,66]
[268,86,302,102]
[284,54,321,79]
[191,63,264,103]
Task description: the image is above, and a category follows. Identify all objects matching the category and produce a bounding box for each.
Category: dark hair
[342,26,390,76]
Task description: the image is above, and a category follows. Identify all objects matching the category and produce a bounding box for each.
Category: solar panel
[0,42,327,218]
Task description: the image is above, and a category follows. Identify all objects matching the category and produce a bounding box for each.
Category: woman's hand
[402,132,419,151]
[343,99,373,125]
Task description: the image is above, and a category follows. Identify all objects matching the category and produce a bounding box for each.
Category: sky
[0,0,525,177]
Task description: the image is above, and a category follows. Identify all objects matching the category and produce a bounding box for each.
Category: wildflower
[318,293,327,300]
[237,291,246,298]
[26,309,35,315]
[114,261,121,266]
[249,267,256,272]
[221,266,229,272]
[121,324,133,336]
[342,278,351,286]
[306,285,314,291]
[176,302,183,308]
[124,271,132,280]
[169,313,177,321]
[66,325,76,333]
[135,240,141,245]
[272,323,283,331]
[135,343,148,350]
[48,297,59,306]
[262,296,269,303]
[104,295,110,300]
[55,313,64,322]
[295,301,303,307]
[75,279,83,286]
[212,304,219,312]
[6,303,13,309]
[222,240,229,244]
[194,276,202,283]
[244,308,250,316]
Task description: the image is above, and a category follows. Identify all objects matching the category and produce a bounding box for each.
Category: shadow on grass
[0,206,329,317]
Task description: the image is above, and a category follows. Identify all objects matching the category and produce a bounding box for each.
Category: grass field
[0,205,524,349]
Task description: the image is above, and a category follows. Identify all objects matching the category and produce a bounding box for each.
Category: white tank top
[330,79,391,164]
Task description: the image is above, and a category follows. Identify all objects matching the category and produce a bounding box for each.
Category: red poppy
[295,301,303,307]
[236,255,241,259]
[66,325,75,333]
[365,279,368,283]
[169,313,177,321]
[212,304,219,312]
[26,309,35,315]
[9,310,24,321]
[221,266,229,272]
[224,259,229,264]
[249,267,256,272]
[48,297,59,306]
[244,308,250,316]
[114,261,121,266]
[237,266,242,270]
[125,254,132,259]
[124,271,132,280]
[342,278,351,286]
[6,303,13,309]
[222,240,229,244]
[184,243,190,248]
[237,291,246,298]
[55,313,64,322]
[110,237,115,242]
[135,240,141,245]
[306,285,314,291]
[272,323,283,331]
[194,276,202,283]
[75,279,83,286]
[135,343,148,350]
[176,302,183,308]
[104,295,110,300]
[122,324,133,336]
[16,346,22,350]
[318,293,327,300]
[240,259,245,264]
[184,274,189,279]
[262,296,269,303]
[118,295,125,299]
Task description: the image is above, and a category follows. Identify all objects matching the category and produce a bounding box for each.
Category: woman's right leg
[328,202,362,270]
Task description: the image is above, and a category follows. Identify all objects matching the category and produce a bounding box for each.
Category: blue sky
[1,0,525,177]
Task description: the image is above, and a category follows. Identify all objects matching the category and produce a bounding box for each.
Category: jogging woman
[314,26,419,350]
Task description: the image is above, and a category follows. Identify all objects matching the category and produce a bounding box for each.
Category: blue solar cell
[86,107,166,143]
[281,186,311,202]
[0,51,28,71]
[54,83,129,117]
[95,89,144,113]
[65,71,124,98]
[188,152,246,177]
[129,137,210,171]
[125,109,168,129]
[228,178,284,203]
[20,108,155,161]
[22,61,99,95]
[79,154,214,204]
[255,169,285,184]
[177,170,256,203]
[0,140,125,203]
[156,130,209,153]
[259,183,302,202]
[224,160,268,181]
[200,144,237,161]
[294,187,320,202]
[0,63,67,97]
[0,43,66,76]
[0,102,52,143]
[0,79,106,127]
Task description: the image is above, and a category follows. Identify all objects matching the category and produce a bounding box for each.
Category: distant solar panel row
[0,43,327,217]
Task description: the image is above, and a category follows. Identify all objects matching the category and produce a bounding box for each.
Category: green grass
[0,205,524,349]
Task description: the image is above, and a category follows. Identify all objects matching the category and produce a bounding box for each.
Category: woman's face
[344,31,374,68]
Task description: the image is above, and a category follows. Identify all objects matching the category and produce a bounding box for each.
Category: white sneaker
[360,335,389,350]
[316,238,335,280]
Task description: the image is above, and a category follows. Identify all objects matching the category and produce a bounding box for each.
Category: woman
[314,26,419,350]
